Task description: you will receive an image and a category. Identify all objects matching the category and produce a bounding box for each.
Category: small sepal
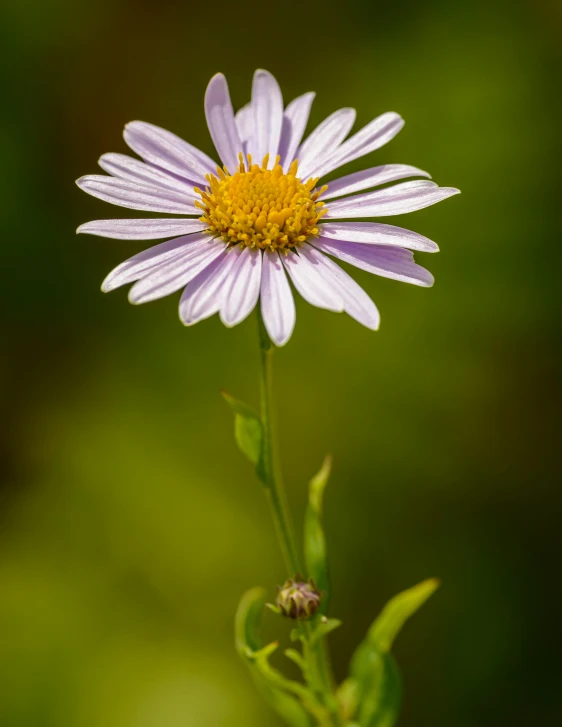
[276,577,323,621]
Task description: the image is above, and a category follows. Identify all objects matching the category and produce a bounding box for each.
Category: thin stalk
[256,311,343,727]
[257,310,302,576]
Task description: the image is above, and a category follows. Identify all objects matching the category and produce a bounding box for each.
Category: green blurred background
[1,0,561,725]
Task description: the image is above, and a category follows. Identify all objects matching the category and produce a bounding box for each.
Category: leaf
[235,586,267,656]
[235,587,315,727]
[349,579,439,727]
[336,677,359,722]
[353,651,401,727]
[304,455,332,613]
[284,648,308,675]
[222,391,264,478]
[309,617,342,645]
[367,578,440,653]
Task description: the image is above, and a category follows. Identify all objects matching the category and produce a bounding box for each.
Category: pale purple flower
[77,70,459,346]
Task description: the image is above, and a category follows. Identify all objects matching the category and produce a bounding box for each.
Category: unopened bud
[276,577,322,621]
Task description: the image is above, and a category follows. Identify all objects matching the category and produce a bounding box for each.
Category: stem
[257,310,302,576]
[256,311,343,727]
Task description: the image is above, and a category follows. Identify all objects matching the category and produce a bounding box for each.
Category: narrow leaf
[284,648,308,675]
[235,586,267,656]
[304,455,332,613]
[367,578,440,653]
[349,579,438,727]
[222,391,264,476]
[336,677,359,722]
[235,588,314,727]
[357,652,402,727]
[309,617,342,645]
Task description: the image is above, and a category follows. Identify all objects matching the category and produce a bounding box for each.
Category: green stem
[256,311,343,727]
[257,310,302,576]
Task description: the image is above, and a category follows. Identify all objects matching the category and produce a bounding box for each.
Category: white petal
[128,238,225,303]
[318,222,439,252]
[76,175,198,214]
[282,248,344,312]
[78,218,207,240]
[248,70,283,167]
[278,93,315,171]
[297,108,356,180]
[205,73,243,175]
[320,164,430,200]
[324,180,460,218]
[98,153,199,197]
[220,247,263,327]
[123,121,217,184]
[101,233,213,292]
[235,103,254,146]
[179,247,241,325]
[313,237,435,287]
[260,251,296,346]
[310,112,404,179]
[301,245,379,330]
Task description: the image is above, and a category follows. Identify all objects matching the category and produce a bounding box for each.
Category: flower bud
[276,577,322,621]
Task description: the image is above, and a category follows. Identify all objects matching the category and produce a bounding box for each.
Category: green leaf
[336,677,359,723]
[284,648,308,675]
[357,652,402,727]
[309,617,342,645]
[367,578,440,653]
[222,391,264,478]
[235,586,267,656]
[349,579,439,727]
[235,588,315,727]
[304,455,332,613]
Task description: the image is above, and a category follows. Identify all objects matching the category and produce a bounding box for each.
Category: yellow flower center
[195,154,328,252]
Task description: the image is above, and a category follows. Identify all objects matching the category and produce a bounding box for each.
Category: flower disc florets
[195,154,328,252]
[276,577,323,621]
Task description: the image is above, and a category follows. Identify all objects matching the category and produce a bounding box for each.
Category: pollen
[195,154,328,252]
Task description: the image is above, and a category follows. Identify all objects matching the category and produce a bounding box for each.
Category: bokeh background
[1,0,561,725]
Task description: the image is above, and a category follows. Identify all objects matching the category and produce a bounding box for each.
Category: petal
[128,238,225,304]
[313,237,435,287]
[220,247,263,327]
[205,73,243,175]
[76,175,198,214]
[235,103,254,146]
[324,180,461,218]
[101,232,213,292]
[318,221,439,252]
[320,164,430,200]
[282,248,344,312]
[123,121,217,184]
[249,70,284,167]
[278,92,315,171]
[179,247,241,325]
[297,108,356,180]
[98,153,199,197]
[77,218,207,240]
[310,112,404,179]
[260,251,296,346]
[301,245,380,330]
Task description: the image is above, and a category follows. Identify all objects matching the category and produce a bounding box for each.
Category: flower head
[276,577,323,621]
[77,70,459,346]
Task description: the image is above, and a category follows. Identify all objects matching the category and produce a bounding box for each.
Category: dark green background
[1,0,561,725]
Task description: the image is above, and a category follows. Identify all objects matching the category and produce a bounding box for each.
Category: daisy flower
[77,70,459,346]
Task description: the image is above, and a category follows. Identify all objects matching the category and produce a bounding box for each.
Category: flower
[77,70,459,346]
[276,577,323,621]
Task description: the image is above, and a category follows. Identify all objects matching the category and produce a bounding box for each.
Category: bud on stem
[276,577,323,621]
